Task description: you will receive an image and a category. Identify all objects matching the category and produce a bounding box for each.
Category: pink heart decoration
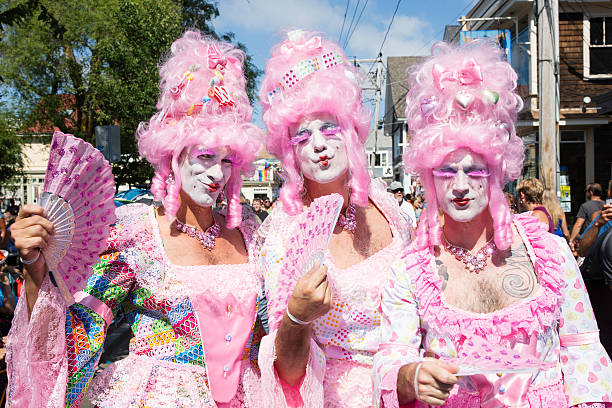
[588,372,598,383]
[575,302,585,313]
[420,96,438,117]
[455,91,474,109]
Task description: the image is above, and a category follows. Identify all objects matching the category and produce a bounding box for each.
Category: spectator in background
[413,195,424,222]
[389,181,417,228]
[516,177,555,232]
[504,191,517,214]
[263,197,272,212]
[570,182,605,252]
[252,198,268,222]
[543,189,570,241]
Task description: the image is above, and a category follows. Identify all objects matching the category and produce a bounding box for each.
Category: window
[585,16,612,77]
[368,151,388,168]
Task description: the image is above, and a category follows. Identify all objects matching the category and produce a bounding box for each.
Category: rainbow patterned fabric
[61,204,265,408]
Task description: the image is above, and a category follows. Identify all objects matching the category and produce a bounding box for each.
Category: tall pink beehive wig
[259,30,371,216]
[137,30,263,228]
[403,40,524,250]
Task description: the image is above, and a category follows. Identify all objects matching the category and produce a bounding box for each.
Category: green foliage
[0,0,261,188]
[0,113,24,185]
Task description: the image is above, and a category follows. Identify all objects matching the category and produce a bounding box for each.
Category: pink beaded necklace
[175,219,221,250]
[442,234,496,274]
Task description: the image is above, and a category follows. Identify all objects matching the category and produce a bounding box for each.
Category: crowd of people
[2,28,612,408]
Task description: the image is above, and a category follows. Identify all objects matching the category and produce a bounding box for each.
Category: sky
[211,0,479,124]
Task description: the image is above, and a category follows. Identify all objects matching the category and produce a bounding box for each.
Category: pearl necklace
[442,235,496,274]
[175,219,221,250]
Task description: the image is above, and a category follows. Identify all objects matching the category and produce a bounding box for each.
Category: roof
[384,56,426,128]
[443,25,461,44]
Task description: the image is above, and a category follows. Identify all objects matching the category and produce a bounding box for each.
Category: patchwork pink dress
[255,179,413,407]
[373,213,612,407]
[6,204,265,408]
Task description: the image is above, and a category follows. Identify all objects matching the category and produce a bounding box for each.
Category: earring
[166,172,175,185]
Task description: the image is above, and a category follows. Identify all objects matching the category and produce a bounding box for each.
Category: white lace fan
[41,131,116,302]
[268,194,343,326]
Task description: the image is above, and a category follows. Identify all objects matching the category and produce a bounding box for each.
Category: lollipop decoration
[41,131,116,302]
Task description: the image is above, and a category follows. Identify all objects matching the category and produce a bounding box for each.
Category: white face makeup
[178,145,234,207]
[433,149,490,223]
[289,113,349,184]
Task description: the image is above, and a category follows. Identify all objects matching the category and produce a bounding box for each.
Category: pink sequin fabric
[255,179,413,407]
[373,213,612,407]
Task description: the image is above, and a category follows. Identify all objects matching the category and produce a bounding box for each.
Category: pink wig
[259,30,371,215]
[403,40,524,250]
[137,30,263,228]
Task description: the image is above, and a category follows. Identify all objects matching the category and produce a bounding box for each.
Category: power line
[343,0,361,48]
[343,0,370,48]
[338,0,351,44]
[364,0,403,76]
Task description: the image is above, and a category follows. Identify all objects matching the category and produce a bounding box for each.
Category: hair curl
[137,30,262,228]
[403,40,524,250]
[259,30,371,215]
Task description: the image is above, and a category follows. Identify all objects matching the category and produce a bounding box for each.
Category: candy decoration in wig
[254,30,414,407]
[259,29,371,216]
[137,30,262,228]
[403,40,524,250]
[6,30,266,408]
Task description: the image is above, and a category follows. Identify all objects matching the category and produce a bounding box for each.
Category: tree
[0,112,24,185]
[0,0,261,188]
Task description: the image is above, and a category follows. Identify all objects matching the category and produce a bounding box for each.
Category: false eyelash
[192,148,215,158]
[321,126,341,136]
[466,170,490,178]
[223,154,237,164]
[432,170,457,178]
[289,131,311,146]
[432,169,490,178]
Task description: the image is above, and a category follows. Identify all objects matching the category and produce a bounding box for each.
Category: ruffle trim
[405,213,566,345]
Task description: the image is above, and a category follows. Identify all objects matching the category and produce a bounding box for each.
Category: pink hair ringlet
[137,30,263,229]
[403,40,524,251]
[259,30,371,216]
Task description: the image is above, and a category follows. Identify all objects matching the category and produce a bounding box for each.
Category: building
[384,56,426,189]
[461,0,612,215]
[240,152,282,203]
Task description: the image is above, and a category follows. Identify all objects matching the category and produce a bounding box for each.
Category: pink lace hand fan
[270,194,343,326]
[41,131,116,303]
[441,337,555,376]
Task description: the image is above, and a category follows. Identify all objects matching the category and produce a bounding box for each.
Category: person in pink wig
[255,30,413,407]
[6,30,266,407]
[373,40,612,407]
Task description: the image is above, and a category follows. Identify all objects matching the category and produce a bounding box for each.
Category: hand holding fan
[270,194,343,326]
[40,131,116,302]
[441,338,555,376]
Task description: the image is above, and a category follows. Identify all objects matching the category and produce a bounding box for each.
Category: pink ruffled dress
[6,204,266,408]
[255,179,413,407]
[373,213,612,407]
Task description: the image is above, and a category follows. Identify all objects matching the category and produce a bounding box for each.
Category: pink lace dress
[373,213,612,407]
[255,179,413,407]
[6,204,266,408]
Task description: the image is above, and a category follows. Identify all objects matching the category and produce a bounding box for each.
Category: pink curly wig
[404,40,524,250]
[259,30,371,215]
[137,30,262,228]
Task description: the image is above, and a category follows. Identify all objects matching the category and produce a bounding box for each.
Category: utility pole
[537,0,560,193]
[352,55,385,173]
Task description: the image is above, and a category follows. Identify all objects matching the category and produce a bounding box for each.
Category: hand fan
[268,194,344,327]
[441,338,555,376]
[41,131,116,302]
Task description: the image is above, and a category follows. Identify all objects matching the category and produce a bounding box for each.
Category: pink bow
[432,58,483,91]
[280,36,323,56]
[207,44,237,69]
